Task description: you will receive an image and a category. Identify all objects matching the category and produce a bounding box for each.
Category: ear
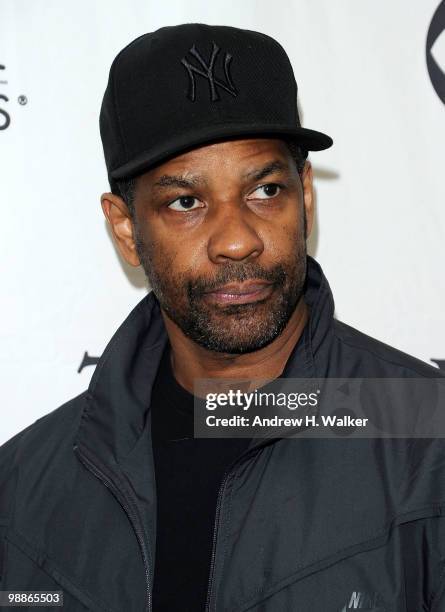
[301,161,314,239]
[100,192,141,267]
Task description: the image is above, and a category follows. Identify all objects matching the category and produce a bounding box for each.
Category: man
[1,23,445,612]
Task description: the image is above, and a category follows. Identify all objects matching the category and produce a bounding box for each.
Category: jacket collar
[74,255,335,466]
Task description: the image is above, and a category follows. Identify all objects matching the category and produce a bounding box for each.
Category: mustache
[187,262,288,297]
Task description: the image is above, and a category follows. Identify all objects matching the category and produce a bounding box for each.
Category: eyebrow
[243,160,288,182]
[151,160,289,192]
[152,174,205,191]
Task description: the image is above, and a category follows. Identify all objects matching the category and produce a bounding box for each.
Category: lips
[203,280,274,305]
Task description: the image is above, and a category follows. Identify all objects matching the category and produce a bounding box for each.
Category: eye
[247,183,282,200]
[168,196,204,212]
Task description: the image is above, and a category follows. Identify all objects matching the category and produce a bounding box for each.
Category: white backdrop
[1,0,444,444]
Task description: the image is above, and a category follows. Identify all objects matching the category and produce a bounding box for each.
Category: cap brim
[109,123,333,180]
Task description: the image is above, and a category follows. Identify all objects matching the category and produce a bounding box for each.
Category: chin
[190,325,285,355]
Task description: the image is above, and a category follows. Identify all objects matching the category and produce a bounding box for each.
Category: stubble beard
[133,225,308,355]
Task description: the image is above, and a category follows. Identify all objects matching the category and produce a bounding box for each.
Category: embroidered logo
[181,42,237,102]
[339,590,385,610]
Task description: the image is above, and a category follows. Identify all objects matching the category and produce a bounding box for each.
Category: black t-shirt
[150,343,251,611]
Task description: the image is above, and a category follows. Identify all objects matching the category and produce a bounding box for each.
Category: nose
[207,203,264,264]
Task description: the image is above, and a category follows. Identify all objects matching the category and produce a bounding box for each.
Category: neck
[161,298,309,395]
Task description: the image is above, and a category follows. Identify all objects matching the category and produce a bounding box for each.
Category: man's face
[117,138,313,354]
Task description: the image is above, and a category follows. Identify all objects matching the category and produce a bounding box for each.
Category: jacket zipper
[73,443,152,612]
[205,446,263,612]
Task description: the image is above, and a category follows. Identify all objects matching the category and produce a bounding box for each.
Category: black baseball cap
[100,23,333,188]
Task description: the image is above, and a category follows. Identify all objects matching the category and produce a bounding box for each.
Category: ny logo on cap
[181,42,237,102]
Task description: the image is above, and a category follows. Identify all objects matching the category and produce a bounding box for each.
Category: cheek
[161,225,208,269]
[261,213,303,260]
[144,225,205,279]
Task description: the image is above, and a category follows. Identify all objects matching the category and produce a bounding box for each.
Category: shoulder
[0,392,87,482]
[331,319,442,378]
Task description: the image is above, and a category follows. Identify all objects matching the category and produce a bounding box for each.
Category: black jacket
[1,256,445,612]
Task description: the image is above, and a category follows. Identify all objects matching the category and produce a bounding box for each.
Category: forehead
[137,137,292,186]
